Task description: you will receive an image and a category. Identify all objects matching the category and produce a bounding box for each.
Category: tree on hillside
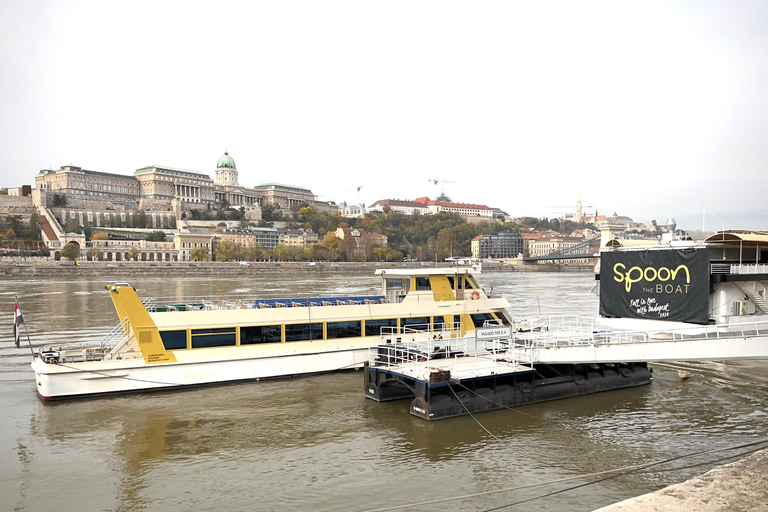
[145,231,167,242]
[91,232,109,240]
[5,215,21,234]
[63,221,82,234]
[436,227,457,260]
[61,243,80,260]
[261,204,282,221]
[28,213,41,240]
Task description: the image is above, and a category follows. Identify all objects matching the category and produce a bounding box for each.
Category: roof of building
[412,196,491,211]
[705,230,768,245]
[134,165,211,178]
[368,199,429,208]
[217,151,236,170]
[337,228,367,236]
[254,183,313,193]
[38,166,140,181]
[481,231,523,238]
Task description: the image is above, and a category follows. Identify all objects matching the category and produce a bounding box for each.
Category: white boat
[32,267,518,400]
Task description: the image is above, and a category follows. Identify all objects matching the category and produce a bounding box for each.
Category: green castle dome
[217,151,236,170]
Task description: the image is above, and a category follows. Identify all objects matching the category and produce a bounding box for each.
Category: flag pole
[14,295,34,356]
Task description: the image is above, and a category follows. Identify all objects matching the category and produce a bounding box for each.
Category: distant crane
[428,179,456,199]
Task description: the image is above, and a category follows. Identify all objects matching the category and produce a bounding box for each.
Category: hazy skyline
[2,1,767,230]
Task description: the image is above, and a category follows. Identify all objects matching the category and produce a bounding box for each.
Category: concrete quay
[594,448,768,512]
[0,259,594,277]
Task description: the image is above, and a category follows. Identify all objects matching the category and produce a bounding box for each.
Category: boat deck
[373,350,531,382]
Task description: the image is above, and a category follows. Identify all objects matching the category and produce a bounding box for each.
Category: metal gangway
[508,316,768,364]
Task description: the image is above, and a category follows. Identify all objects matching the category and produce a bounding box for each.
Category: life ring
[470,290,480,300]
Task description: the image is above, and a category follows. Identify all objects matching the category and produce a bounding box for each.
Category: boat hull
[32,346,371,400]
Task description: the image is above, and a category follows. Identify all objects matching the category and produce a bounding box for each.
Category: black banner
[599,249,709,324]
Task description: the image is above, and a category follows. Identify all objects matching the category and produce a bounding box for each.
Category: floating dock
[363,324,652,420]
[363,317,768,420]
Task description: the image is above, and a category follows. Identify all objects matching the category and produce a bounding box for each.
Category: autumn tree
[214,240,240,261]
[61,243,80,260]
[190,247,209,261]
[87,247,103,260]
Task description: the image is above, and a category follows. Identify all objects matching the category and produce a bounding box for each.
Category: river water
[1,272,767,512]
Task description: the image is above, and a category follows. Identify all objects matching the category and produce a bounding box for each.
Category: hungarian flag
[14,302,23,348]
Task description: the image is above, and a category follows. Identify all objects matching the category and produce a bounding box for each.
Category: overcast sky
[2,0,767,230]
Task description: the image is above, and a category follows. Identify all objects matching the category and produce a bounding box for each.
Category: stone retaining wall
[595,448,768,511]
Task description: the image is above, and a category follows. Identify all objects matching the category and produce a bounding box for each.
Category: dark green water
[1,273,767,511]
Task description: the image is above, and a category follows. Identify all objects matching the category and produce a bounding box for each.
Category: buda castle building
[33,151,321,215]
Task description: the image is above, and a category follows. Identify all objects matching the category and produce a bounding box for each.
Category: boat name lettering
[612,263,690,293]
[413,406,426,414]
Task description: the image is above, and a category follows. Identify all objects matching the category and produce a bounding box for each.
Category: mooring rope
[356,438,768,512]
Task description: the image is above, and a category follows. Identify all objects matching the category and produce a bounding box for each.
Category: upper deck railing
[710,263,768,275]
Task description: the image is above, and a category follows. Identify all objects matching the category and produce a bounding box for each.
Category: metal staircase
[734,282,768,314]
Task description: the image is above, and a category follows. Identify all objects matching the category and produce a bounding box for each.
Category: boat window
[160,330,187,350]
[494,311,512,325]
[401,317,430,330]
[327,320,361,339]
[386,278,403,290]
[364,318,398,336]
[191,327,237,348]
[432,316,446,330]
[285,323,324,342]
[465,276,479,289]
[447,277,465,290]
[470,313,498,329]
[415,277,430,290]
[241,325,282,344]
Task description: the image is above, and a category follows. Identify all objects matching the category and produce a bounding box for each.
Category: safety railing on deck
[141,289,503,311]
[368,324,528,378]
[510,315,768,350]
[100,317,132,359]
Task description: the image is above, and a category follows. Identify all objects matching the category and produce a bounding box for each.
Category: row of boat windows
[159,312,511,350]
[385,275,478,291]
